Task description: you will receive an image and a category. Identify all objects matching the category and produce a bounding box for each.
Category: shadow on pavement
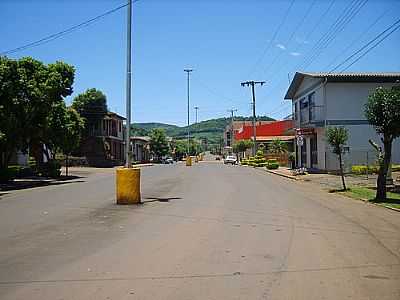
[0,176,85,192]
[142,197,182,203]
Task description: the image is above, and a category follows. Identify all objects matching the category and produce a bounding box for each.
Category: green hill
[131,116,275,145]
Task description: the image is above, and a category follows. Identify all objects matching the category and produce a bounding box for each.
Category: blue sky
[1,0,399,126]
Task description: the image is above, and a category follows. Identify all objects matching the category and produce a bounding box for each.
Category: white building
[284,72,400,171]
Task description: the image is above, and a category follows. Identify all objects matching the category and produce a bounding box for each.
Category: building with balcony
[285,72,400,171]
[80,111,125,167]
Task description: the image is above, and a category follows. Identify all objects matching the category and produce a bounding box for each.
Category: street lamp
[184,69,193,156]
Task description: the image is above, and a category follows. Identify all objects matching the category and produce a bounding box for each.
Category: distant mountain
[131,116,275,145]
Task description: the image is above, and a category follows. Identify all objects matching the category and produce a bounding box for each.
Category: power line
[329,17,400,72]
[261,0,368,101]
[0,1,140,56]
[263,0,336,82]
[324,7,391,70]
[246,0,296,78]
[337,20,400,72]
[262,0,318,76]
[299,0,369,70]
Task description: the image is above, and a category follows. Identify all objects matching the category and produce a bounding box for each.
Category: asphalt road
[0,161,399,300]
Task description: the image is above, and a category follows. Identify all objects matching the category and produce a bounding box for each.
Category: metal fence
[325,148,378,177]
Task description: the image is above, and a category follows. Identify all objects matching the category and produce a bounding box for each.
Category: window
[300,98,308,109]
[294,102,298,121]
[299,98,306,122]
[119,121,122,132]
[308,92,315,120]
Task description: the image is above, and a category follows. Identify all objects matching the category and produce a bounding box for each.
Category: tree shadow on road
[0,176,86,192]
[142,197,182,203]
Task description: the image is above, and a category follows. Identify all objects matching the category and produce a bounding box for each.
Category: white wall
[325,82,396,120]
[316,127,326,170]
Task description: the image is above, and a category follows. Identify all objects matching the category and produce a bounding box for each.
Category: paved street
[0,161,399,300]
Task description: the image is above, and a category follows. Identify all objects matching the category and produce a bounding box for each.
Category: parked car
[224,155,237,165]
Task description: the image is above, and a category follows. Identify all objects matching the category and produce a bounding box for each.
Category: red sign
[295,128,315,136]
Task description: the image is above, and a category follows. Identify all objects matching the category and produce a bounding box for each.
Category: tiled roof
[284,72,400,99]
[300,72,400,78]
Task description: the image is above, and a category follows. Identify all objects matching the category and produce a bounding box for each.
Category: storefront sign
[295,128,315,136]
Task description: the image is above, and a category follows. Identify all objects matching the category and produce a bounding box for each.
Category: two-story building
[80,111,125,167]
[284,72,400,171]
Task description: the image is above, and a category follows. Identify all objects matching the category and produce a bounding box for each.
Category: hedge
[351,164,400,175]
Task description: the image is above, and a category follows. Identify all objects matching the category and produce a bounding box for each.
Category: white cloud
[290,52,301,56]
[295,37,309,44]
[276,43,286,50]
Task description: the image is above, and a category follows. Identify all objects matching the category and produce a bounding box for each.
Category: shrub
[266,162,279,169]
[240,159,249,165]
[0,167,18,183]
[8,165,35,178]
[392,164,400,172]
[350,164,400,175]
[37,160,61,178]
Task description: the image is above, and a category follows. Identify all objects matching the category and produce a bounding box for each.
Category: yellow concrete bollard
[186,156,192,166]
[116,168,141,204]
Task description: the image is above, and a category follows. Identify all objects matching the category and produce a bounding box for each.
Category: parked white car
[224,155,237,165]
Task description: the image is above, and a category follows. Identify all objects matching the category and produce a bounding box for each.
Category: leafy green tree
[365,87,400,200]
[173,140,187,160]
[326,127,349,191]
[71,88,107,115]
[149,128,170,161]
[233,139,254,159]
[269,139,287,154]
[0,56,75,170]
[46,103,84,176]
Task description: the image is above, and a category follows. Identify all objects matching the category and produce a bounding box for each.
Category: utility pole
[125,0,132,168]
[241,81,265,156]
[228,108,237,148]
[184,69,193,156]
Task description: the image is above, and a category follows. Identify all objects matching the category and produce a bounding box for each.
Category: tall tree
[149,128,170,161]
[326,127,349,191]
[365,87,400,200]
[0,56,75,169]
[233,140,254,159]
[71,88,107,116]
[46,103,84,176]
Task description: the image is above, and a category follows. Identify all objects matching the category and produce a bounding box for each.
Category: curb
[240,165,299,181]
[264,169,299,180]
[131,163,153,168]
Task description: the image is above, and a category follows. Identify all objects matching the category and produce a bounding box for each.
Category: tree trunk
[338,151,347,191]
[65,154,69,177]
[376,138,392,201]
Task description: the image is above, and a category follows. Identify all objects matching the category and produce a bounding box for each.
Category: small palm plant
[269,139,287,154]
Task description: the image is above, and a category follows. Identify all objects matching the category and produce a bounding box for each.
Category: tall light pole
[241,81,266,156]
[125,0,132,167]
[184,69,193,156]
